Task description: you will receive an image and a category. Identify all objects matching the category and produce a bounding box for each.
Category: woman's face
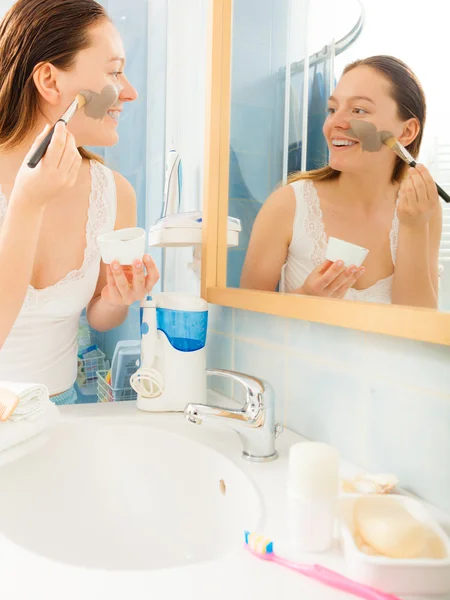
[323,66,408,176]
[53,20,137,147]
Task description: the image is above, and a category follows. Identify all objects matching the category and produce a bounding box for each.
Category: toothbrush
[244,532,400,600]
[0,388,19,422]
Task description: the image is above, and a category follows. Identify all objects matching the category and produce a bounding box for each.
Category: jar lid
[287,442,340,498]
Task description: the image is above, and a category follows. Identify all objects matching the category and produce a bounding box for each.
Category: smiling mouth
[107,110,120,122]
[331,139,358,147]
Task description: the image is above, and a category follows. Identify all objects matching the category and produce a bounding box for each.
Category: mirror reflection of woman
[241,56,441,309]
[0,0,159,405]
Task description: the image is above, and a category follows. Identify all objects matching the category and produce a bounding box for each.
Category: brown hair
[288,55,427,185]
[0,0,109,161]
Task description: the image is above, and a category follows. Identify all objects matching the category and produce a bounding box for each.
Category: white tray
[339,494,450,596]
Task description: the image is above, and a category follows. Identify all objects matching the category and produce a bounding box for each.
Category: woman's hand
[10,121,82,209]
[100,254,160,306]
[397,164,440,229]
[295,259,365,299]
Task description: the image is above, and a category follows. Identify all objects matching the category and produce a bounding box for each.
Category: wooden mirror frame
[200,0,450,346]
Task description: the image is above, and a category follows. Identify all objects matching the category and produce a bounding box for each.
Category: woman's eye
[111,71,123,80]
[327,107,336,114]
[353,107,367,115]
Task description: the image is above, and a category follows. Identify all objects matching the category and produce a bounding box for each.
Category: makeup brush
[380,132,450,204]
[27,93,87,169]
[348,120,450,204]
[27,85,119,169]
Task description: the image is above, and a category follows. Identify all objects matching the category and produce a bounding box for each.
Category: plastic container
[110,340,140,389]
[97,227,146,265]
[339,494,450,596]
[326,237,369,267]
[155,292,208,352]
[287,442,340,553]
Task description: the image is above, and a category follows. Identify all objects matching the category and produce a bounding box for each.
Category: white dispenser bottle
[287,442,340,553]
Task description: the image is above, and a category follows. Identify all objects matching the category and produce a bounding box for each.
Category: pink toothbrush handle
[275,557,400,600]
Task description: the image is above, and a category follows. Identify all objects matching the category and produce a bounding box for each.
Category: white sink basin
[0,419,263,571]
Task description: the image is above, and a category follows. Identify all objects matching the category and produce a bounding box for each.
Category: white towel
[0,381,60,454]
[1,381,48,421]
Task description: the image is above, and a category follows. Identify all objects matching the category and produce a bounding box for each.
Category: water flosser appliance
[149,151,241,287]
[133,292,208,412]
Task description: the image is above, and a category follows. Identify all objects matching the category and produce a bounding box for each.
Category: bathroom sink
[0,418,263,571]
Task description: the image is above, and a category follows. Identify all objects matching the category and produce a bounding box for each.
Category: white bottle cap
[287,442,340,499]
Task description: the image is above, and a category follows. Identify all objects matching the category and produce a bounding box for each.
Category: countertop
[0,400,449,600]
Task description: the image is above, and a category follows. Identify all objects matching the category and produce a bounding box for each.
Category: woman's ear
[32,62,62,106]
[398,117,420,147]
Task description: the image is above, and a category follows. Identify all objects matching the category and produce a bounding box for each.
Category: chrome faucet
[184,368,282,462]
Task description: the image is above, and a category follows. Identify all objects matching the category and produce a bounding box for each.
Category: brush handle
[436,183,450,204]
[27,119,64,169]
[274,556,400,600]
[409,160,450,203]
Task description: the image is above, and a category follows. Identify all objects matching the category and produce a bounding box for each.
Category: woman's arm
[392,165,442,309]
[240,186,296,290]
[0,201,45,347]
[240,182,364,297]
[86,172,158,332]
[0,124,81,348]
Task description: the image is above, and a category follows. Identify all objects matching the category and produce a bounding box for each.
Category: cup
[97,227,146,265]
[326,237,369,268]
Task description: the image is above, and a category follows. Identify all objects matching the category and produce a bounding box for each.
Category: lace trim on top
[389,201,399,266]
[303,180,328,268]
[0,160,108,307]
[303,180,399,297]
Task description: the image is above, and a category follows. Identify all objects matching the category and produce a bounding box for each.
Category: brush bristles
[381,135,397,149]
[76,93,87,109]
[244,531,274,554]
[382,135,415,165]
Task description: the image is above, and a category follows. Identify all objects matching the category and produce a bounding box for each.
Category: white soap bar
[354,496,427,559]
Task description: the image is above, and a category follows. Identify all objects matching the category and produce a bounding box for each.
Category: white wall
[0,1,13,18]
[165,0,208,214]
[161,0,209,295]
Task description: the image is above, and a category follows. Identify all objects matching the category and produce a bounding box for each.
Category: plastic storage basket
[77,348,109,396]
[97,370,137,402]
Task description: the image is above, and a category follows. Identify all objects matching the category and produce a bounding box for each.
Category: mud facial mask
[79,85,120,119]
[348,120,394,152]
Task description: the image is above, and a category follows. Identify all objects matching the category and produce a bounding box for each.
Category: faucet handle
[206,368,273,408]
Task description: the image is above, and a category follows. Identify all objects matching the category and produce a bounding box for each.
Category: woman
[240,56,442,308]
[0,0,159,404]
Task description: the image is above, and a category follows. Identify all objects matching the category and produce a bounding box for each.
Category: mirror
[226,0,450,312]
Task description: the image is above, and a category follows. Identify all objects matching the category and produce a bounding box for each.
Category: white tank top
[280,179,399,304]
[0,161,117,395]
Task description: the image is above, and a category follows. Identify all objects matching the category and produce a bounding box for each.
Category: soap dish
[338,494,450,596]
